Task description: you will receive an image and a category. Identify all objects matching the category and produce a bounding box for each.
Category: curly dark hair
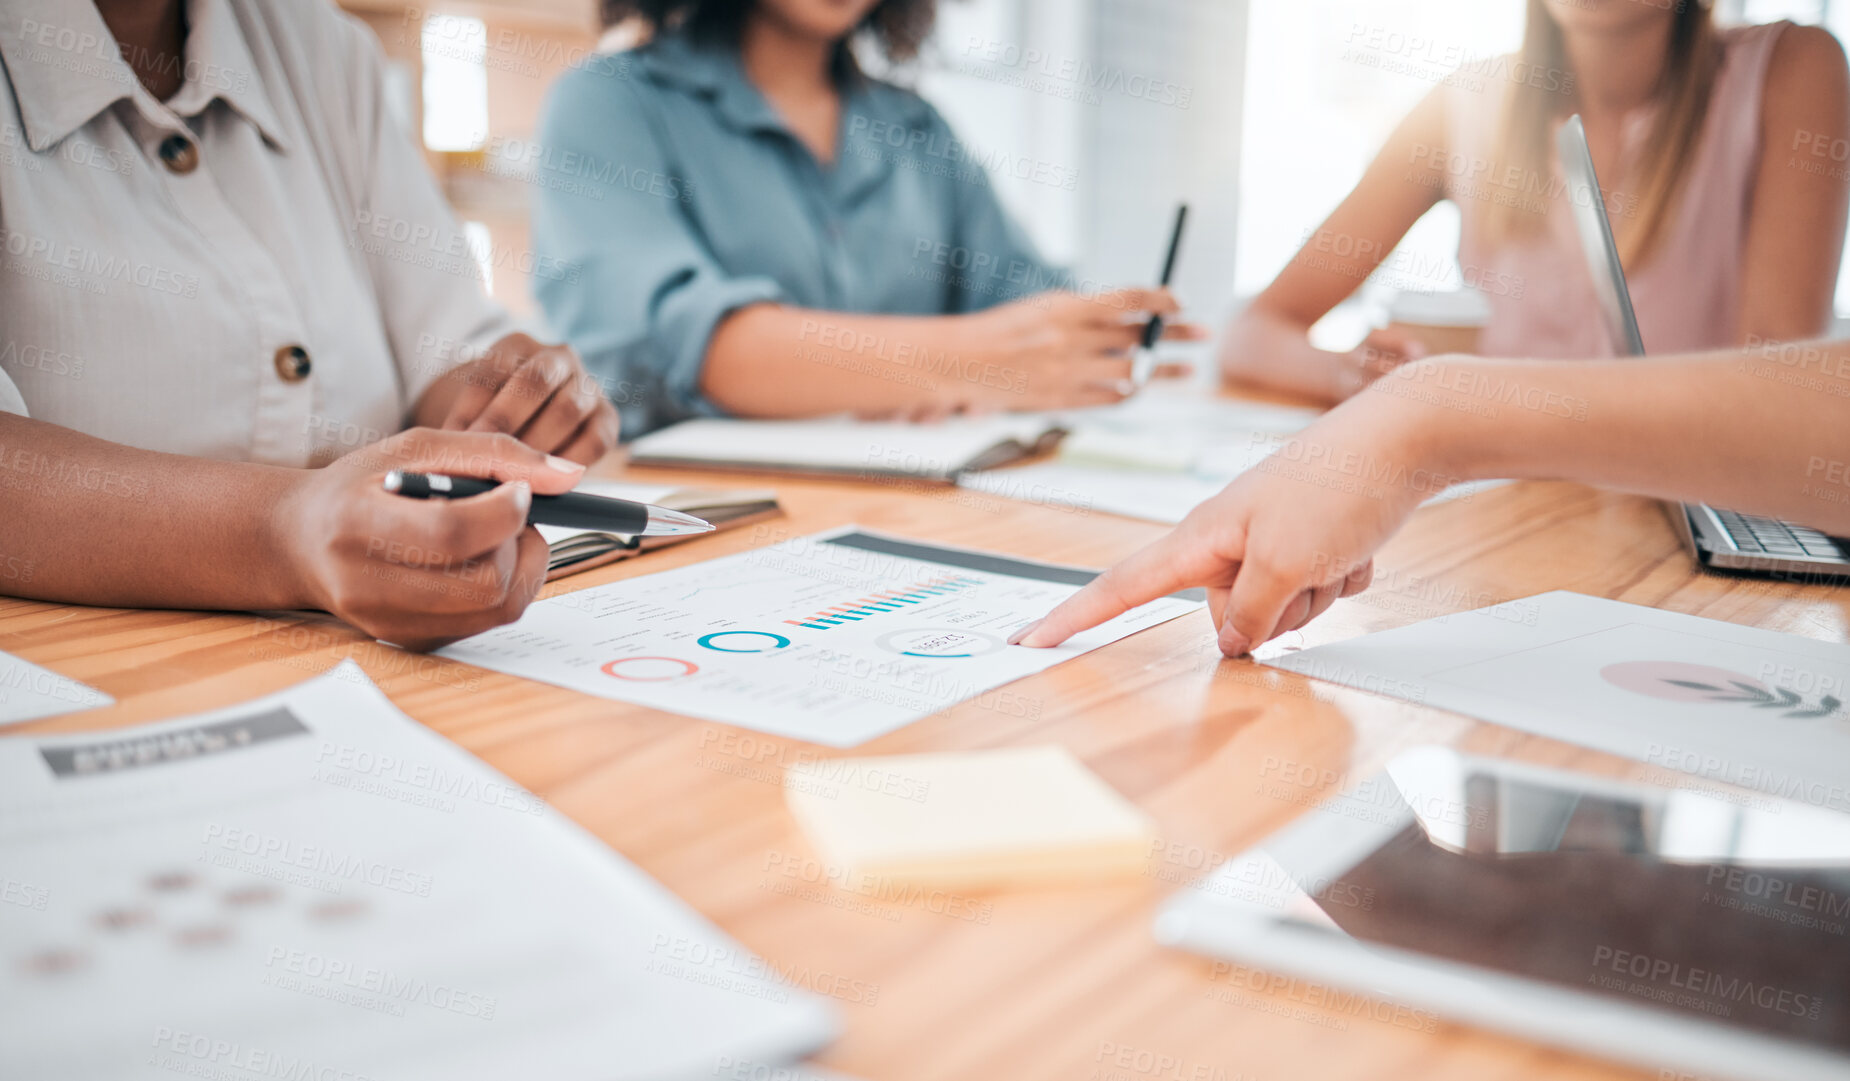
[600,0,939,62]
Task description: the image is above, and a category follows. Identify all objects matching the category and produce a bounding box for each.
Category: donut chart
[697,631,792,653]
[600,656,699,681]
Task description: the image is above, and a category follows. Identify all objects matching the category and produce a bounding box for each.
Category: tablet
[1156,747,1850,1081]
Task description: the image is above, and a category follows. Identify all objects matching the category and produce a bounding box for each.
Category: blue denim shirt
[529,33,1068,434]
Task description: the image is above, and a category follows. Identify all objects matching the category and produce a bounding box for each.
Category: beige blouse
[0,0,513,466]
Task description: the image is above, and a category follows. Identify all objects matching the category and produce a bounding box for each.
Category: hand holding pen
[278,431,591,653]
[383,471,712,536]
[1132,203,1190,388]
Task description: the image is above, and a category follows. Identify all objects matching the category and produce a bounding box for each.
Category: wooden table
[4,452,1846,1081]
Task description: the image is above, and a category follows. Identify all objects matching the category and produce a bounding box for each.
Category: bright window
[913,0,1087,264]
[421,15,489,152]
[1737,0,1850,318]
[1241,0,1850,323]
[1234,0,1523,304]
[464,221,494,293]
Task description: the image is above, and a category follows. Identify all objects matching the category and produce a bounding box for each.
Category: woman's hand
[1013,386,1455,655]
[950,288,1207,412]
[276,428,585,651]
[419,333,621,464]
[1333,326,1429,399]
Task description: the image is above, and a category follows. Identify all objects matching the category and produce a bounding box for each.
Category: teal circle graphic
[697,631,792,653]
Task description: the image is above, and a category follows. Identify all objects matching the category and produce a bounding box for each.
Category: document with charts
[439,527,1204,746]
[1262,591,1850,812]
[0,663,836,1080]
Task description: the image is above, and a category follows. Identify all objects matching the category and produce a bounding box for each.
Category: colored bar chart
[784,575,981,630]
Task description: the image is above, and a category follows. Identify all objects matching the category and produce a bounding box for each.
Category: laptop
[1557,114,1850,581]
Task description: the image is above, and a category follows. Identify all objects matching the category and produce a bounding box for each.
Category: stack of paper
[785,745,1157,889]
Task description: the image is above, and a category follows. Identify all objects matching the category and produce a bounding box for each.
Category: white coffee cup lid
[1387,288,1491,328]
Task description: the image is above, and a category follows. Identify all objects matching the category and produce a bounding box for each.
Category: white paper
[1264,591,1850,812]
[0,663,836,1079]
[959,461,1238,522]
[953,393,1313,523]
[959,446,1505,525]
[1053,392,1322,473]
[959,389,1508,523]
[438,527,1204,747]
[628,414,1059,477]
[0,650,111,727]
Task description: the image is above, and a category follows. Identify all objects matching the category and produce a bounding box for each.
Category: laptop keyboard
[1713,510,1847,559]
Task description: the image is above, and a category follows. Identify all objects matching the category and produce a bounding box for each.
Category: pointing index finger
[1013,533,1199,648]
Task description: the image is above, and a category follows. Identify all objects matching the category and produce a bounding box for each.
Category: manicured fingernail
[510,480,532,512]
[1219,629,1251,657]
[1007,619,1044,646]
[545,454,583,473]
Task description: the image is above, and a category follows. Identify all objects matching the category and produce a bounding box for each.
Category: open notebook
[537,480,780,579]
[625,415,1067,481]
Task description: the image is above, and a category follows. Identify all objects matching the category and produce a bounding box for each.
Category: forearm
[1377,342,1850,534]
[1219,303,1356,403]
[0,414,308,610]
[700,304,980,416]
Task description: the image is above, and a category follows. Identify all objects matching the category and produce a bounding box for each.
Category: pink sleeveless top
[1447,22,1789,358]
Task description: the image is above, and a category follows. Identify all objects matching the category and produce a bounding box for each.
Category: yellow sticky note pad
[784,745,1158,890]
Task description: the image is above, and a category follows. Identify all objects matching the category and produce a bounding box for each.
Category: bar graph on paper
[784,576,980,630]
[438,529,1202,746]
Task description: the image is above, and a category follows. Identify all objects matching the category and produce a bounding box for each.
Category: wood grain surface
[3,431,1845,1081]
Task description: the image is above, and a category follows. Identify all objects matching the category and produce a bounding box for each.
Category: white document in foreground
[439,527,1204,747]
[1263,591,1850,812]
[0,663,836,1080]
[0,649,111,727]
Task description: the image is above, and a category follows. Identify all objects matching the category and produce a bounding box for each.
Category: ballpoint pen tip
[644,508,717,536]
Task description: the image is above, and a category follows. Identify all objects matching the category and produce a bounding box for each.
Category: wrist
[264,467,331,611]
[924,313,1002,405]
[1353,356,1484,487]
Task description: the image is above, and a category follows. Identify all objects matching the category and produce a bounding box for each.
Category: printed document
[0,663,837,1079]
[439,527,1204,746]
[1263,591,1850,812]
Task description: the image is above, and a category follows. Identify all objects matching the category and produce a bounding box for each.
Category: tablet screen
[1293,771,1850,1051]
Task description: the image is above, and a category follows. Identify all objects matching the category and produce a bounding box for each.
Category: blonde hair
[1485,0,1722,267]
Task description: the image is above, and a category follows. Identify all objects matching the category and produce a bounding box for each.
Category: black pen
[1134,203,1189,385]
[382,471,714,537]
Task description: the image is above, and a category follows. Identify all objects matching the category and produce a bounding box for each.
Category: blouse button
[158,135,198,175]
[273,345,312,382]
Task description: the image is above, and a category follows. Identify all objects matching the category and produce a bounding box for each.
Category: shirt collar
[166,0,289,150]
[637,30,786,136]
[637,29,934,198]
[0,0,137,152]
[0,0,286,153]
